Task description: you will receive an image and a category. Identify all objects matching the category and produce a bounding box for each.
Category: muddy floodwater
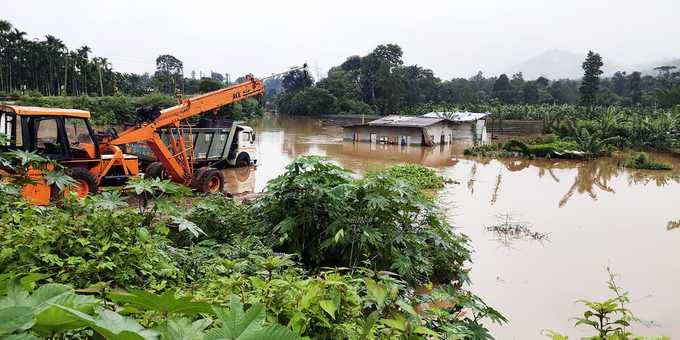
[223,115,680,339]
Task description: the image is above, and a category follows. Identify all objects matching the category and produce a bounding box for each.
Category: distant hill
[509,49,623,80]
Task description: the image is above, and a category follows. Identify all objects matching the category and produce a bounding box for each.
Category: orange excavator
[0,74,264,205]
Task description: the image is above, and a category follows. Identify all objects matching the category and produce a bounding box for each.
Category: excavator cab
[0,105,99,159]
[0,105,139,204]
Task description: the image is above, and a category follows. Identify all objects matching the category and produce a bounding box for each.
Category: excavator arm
[108,74,264,184]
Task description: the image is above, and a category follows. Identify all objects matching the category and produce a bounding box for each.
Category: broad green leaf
[204,295,299,340]
[53,305,158,340]
[17,274,51,293]
[32,294,100,336]
[396,300,417,316]
[300,285,321,309]
[0,333,40,340]
[29,284,73,306]
[108,289,213,317]
[364,279,387,308]
[249,324,299,340]
[318,300,337,320]
[379,315,406,332]
[90,191,128,211]
[43,170,76,191]
[333,229,344,243]
[170,216,206,238]
[0,306,35,335]
[414,326,440,338]
[157,317,212,340]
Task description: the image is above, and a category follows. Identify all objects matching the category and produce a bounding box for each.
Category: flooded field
[224,115,680,339]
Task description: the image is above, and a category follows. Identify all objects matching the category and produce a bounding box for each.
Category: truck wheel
[145,162,167,179]
[66,167,98,198]
[236,153,250,167]
[194,168,224,193]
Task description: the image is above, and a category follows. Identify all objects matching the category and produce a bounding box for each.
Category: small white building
[343,112,489,146]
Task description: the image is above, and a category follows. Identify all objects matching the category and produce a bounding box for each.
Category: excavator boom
[107,74,264,184]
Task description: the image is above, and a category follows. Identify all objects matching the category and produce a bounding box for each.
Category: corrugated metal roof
[421,111,489,121]
[367,115,445,128]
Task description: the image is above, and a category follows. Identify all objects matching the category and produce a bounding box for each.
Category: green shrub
[0,197,183,289]
[504,137,583,158]
[625,152,673,170]
[185,194,259,243]
[15,94,176,125]
[193,242,503,339]
[379,164,444,190]
[463,144,510,158]
[256,156,471,284]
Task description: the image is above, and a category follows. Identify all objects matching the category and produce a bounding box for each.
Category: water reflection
[460,155,680,207]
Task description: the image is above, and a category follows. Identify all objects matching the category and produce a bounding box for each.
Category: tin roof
[0,104,91,119]
[420,111,490,121]
[366,115,445,128]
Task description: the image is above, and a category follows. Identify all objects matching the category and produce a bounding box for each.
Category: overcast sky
[4,0,680,80]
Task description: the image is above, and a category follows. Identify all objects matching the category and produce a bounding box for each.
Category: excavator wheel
[145,162,168,179]
[66,167,98,198]
[193,168,224,193]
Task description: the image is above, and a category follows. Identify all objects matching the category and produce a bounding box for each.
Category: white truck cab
[228,125,257,167]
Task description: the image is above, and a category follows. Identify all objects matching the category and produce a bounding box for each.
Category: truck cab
[229,125,258,167]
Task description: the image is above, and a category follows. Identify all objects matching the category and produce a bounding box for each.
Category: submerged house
[343,112,488,146]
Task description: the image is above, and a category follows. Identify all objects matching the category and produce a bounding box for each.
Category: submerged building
[343,112,488,146]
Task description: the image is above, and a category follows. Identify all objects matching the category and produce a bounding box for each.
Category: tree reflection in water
[465,154,680,208]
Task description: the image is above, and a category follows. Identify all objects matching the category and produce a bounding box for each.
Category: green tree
[493,74,514,103]
[198,78,223,93]
[281,68,313,93]
[580,51,604,106]
[155,54,183,94]
[627,71,642,105]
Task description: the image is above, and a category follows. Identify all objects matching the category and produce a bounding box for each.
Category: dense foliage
[379,164,445,191]
[0,153,506,339]
[256,157,468,284]
[12,94,263,125]
[272,43,680,116]
[0,20,252,97]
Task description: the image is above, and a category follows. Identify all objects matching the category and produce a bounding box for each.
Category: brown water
[224,115,680,339]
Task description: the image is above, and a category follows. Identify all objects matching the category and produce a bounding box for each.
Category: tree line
[2,18,680,115]
[275,45,680,116]
[0,19,241,97]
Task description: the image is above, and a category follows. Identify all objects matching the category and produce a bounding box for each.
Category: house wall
[343,120,488,146]
[343,126,424,145]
